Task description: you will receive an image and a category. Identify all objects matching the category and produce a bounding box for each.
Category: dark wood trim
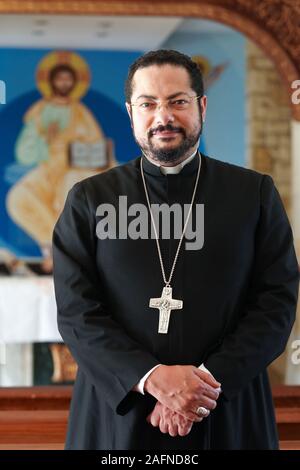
[273,385,300,408]
[0,386,71,411]
[0,385,299,449]
[0,410,68,444]
[2,384,300,408]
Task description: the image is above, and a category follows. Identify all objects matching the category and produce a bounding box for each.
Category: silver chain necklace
[140,151,201,334]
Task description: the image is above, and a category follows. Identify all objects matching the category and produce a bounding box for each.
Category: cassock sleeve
[52,182,160,415]
[204,175,299,401]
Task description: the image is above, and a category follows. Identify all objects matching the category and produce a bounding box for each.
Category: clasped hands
[144,365,221,437]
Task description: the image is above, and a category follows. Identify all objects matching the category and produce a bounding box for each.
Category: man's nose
[154,105,175,126]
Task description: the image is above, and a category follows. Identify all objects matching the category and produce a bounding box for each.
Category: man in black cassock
[52,50,299,450]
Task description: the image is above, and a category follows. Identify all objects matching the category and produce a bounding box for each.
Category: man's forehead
[132,64,192,96]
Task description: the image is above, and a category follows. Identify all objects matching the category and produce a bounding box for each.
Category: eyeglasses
[130,95,202,113]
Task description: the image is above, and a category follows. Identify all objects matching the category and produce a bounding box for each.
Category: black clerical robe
[52,153,299,450]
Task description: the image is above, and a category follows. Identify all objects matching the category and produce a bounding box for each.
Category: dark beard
[134,122,202,165]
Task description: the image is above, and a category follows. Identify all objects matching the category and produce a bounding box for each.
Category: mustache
[149,124,185,137]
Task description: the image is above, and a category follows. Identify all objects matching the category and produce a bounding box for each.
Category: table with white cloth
[0,276,62,386]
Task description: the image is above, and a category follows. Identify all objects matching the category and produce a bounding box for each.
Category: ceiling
[0,15,234,50]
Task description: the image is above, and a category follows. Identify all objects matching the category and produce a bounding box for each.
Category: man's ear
[200,95,207,122]
[125,102,133,128]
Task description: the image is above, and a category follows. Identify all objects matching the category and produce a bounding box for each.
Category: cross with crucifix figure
[149,286,183,334]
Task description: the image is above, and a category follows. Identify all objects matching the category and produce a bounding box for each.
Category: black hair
[125,49,204,104]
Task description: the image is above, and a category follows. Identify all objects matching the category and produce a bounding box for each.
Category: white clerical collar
[158,149,198,175]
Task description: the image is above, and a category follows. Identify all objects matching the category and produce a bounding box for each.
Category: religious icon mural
[0,48,138,262]
[0,34,244,264]
[5,51,116,261]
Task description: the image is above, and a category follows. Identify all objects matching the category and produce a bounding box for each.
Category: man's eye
[172,99,187,105]
[140,102,154,108]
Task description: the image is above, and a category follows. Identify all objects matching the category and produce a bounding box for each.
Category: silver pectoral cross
[149,286,183,334]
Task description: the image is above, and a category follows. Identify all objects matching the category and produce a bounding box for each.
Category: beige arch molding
[0,0,299,120]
